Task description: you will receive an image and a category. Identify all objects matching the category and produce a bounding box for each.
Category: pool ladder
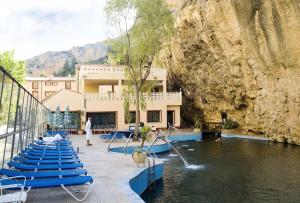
[107,126,177,190]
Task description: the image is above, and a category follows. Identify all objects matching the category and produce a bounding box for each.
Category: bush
[223,118,239,129]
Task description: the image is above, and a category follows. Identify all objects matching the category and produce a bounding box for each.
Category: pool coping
[221,133,270,141]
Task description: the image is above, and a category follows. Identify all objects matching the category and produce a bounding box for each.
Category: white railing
[79,65,166,78]
[85,92,182,102]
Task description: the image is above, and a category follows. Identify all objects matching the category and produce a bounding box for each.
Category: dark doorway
[221,112,227,123]
[167,111,174,128]
[86,112,116,128]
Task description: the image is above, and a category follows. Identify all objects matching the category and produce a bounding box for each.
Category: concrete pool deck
[26,134,163,203]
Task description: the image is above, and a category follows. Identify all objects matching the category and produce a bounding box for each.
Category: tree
[54,59,76,77]
[0,51,26,83]
[0,51,26,127]
[105,0,174,139]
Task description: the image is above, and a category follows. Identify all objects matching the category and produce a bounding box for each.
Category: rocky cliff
[164,0,300,144]
[27,42,109,76]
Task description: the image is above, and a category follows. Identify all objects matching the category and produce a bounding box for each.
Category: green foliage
[223,118,239,129]
[0,50,26,83]
[0,51,25,126]
[140,125,151,148]
[54,59,75,77]
[39,72,47,77]
[193,115,202,129]
[105,0,174,137]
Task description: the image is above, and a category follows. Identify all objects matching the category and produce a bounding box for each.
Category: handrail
[142,149,155,169]
[146,126,175,152]
[146,130,162,152]
[107,132,118,152]
[124,133,134,154]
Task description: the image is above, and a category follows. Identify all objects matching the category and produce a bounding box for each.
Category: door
[167,111,174,128]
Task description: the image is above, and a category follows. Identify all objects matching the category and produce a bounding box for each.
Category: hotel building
[24,64,182,131]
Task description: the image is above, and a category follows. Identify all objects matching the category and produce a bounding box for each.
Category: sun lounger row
[0,138,93,202]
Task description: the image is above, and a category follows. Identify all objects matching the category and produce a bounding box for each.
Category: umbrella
[53,106,63,129]
[64,106,71,129]
[47,109,53,130]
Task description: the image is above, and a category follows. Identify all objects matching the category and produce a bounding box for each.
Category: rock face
[165,0,300,144]
[27,42,109,76]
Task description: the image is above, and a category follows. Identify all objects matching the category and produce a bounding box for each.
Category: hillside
[26,42,110,76]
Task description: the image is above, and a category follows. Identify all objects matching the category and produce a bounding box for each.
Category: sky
[0,0,108,60]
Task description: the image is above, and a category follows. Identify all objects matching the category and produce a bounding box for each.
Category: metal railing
[123,133,134,154]
[79,64,167,79]
[0,66,49,168]
[146,126,175,152]
[85,92,182,102]
[107,132,118,152]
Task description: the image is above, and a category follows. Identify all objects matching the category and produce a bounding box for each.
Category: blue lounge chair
[29,145,73,151]
[13,157,80,164]
[24,150,76,156]
[0,176,93,201]
[0,168,87,178]
[25,147,75,153]
[35,140,71,146]
[21,154,78,160]
[8,162,83,170]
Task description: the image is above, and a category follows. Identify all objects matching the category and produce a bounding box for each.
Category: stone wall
[164,0,300,144]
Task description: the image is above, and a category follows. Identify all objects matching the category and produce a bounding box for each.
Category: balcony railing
[85,92,182,102]
[79,65,166,78]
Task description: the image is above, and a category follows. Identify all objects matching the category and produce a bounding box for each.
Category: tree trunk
[134,86,140,141]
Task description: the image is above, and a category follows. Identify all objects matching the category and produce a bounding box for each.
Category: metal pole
[10,84,20,160]
[0,73,5,107]
[24,96,32,148]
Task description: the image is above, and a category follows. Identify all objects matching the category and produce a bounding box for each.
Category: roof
[25,77,76,81]
[42,89,84,112]
[41,89,81,103]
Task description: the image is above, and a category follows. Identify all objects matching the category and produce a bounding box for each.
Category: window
[45,91,56,97]
[45,81,58,86]
[32,91,39,99]
[32,82,39,89]
[147,111,161,122]
[125,111,136,124]
[65,81,71,89]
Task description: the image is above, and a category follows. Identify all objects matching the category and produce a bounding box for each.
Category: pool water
[141,139,300,203]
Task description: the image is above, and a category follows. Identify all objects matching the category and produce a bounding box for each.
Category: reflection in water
[142,139,300,203]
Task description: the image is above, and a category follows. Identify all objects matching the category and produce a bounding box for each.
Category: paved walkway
[26,134,161,203]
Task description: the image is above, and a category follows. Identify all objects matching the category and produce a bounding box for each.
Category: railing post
[10,85,21,160]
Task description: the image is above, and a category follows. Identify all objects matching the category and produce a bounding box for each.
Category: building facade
[24,77,76,101]
[25,64,182,131]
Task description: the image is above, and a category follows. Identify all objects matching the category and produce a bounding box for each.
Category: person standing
[85,117,92,146]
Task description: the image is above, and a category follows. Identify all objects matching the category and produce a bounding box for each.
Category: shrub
[223,118,239,129]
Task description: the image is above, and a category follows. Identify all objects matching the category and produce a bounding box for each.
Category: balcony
[85,92,182,105]
[79,65,167,80]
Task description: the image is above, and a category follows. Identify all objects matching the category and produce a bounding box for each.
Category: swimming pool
[141,139,300,203]
[109,133,202,154]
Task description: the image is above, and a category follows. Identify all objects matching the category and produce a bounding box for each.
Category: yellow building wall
[84,83,99,93]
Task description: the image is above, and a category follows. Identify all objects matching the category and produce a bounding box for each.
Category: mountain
[26,42,110,76]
